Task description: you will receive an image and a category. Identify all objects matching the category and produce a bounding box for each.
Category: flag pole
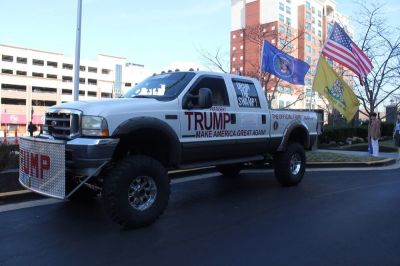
[73,0,83,101]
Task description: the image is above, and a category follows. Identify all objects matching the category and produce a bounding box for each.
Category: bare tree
[197,46,229,73]
[351,2,400,117]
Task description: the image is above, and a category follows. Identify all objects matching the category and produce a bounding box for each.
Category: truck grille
[44,110,81,139]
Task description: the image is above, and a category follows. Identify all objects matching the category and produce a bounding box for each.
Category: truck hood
[49,98,176,117]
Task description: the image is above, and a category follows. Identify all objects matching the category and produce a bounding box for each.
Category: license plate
[19,137,66,199]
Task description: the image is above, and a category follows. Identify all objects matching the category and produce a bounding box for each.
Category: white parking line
[0,198,61,213]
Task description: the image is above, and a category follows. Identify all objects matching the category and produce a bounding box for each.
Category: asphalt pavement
[1,167,400,266]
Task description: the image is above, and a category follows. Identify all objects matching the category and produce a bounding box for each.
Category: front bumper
[19,135,119,199]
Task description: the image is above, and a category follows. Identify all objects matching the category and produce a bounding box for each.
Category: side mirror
[198,88,212,109]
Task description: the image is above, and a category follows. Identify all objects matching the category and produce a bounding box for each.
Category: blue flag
[261,41,310,85]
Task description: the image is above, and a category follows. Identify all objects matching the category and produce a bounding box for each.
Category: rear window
[232,80,261,108]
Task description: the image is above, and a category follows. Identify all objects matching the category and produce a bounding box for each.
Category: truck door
[180,75,236,163]
[230,78,269,156]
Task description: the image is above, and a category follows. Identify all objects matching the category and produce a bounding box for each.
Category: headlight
[81,116,109,137]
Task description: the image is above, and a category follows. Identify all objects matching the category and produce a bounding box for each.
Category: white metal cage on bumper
[19,136,119,199]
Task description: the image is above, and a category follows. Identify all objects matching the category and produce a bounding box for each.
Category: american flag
[322,22,372,83]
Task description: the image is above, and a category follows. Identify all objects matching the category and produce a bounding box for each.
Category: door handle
[230,113,236,124]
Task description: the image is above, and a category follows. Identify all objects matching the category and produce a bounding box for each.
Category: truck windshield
[123,72,196,100]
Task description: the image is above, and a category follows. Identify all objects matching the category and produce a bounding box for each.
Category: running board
[179,155,265,170]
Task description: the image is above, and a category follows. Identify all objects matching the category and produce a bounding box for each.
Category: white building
[0,43,151,134]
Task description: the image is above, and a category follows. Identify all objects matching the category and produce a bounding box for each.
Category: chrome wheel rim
[290,153,302,175]
[128,176,157,211]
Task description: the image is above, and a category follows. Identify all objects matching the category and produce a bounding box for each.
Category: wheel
[273,142,306,186]
[102,155,170,228]
[216,164,241,177]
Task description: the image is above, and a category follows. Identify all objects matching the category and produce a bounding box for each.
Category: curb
[1,158,397,203]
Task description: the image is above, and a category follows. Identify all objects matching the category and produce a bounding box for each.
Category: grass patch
[306,151,384,163]
[323,139,398,153]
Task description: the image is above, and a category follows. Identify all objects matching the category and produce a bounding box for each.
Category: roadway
[1,166,400,266]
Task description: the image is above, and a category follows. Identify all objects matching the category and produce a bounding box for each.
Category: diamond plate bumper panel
[19,137,66,199]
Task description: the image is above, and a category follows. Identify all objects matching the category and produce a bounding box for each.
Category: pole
[73,0,83,101]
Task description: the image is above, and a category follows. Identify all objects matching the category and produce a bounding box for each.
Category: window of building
[279,38,285,47]
[16,71,27,76]
[279,2,284,11]
[32,59,44,66]
[1,69,13,74]
[271,39,276,44]
[318,30,322,37]
[279,100,285,108]
[2,55,13,62]
[232,46,236,51]
[312,49,316,56]
[87,91,97,97]
[62,63,73,70]
[101,69,111,75]
[286,6,291,14]
[79,78,85,84]
[31,100,56,106]
[305,33,311,41]
[318,20,322,27]
[279,14,284,22]
[306,56,311,64]
[17,57,27,64]
[233,57,236,62]
[305,22,311,31]
[1,84,26,92]
[47,61,58,68]
[312,17,315,24]
[80,65,86,71]
[306,1,311,9]
[62,89,72,95]
[287,28,292,37]
[88,67,97,73]
[271,25,275,30]
[1,98,26,105]
[279,25,285,33]
[79,90,85,96]
[286,17,291,25]
[312,27,315,34]
[318,10,322,17]
[101,92,112,98]
[47,74,57,79]
[32,86,57,93]
[32,72,44,78]
[62,76,73,82]
[312,6,315,14]
[88,79,97,85]
[232,34,236,39]
[286,0,291,3]
[285,87,292,94]
[306,45,311,53]
[306,12,311,20]
[125,82,132,87]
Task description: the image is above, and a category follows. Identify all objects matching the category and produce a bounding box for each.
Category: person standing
[368,112,381,157]
[27,121,37,137]
[394,113,400,156]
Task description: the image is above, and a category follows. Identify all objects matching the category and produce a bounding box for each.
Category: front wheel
[102,155,170,228]
[273,142,306,186]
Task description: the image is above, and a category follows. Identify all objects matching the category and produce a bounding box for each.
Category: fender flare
[277,120,310,151]
[112,117,181,166]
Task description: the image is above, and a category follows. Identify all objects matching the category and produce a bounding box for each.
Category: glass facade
[114,64,122,97]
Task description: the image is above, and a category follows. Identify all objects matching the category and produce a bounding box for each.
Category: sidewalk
[317,149,400,160]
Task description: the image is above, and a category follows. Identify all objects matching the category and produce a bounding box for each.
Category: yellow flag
[312,57,360,122]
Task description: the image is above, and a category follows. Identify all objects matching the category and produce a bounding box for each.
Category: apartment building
[230,0,352,110]
[0,44,151,134]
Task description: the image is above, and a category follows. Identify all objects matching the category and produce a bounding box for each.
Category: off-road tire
[102,155,170,228]
[216,164,242,177]
[273,142,306,186]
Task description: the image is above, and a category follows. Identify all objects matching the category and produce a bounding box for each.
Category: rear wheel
[102,155,170,228]
[273,142,306,186]
[216,164,242,177]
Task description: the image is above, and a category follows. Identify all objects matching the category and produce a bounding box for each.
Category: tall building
[0,44,151,134]
[230,0,351,109]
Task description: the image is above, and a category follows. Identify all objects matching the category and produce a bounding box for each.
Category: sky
[0,0,399,74]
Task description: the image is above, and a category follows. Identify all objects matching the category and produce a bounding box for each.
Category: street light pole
[73,0,83,101]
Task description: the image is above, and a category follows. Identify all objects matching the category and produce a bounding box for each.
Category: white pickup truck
[19,71,320,228]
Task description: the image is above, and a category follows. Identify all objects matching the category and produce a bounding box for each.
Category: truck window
[232,80,261,108]
[189,77,230,106]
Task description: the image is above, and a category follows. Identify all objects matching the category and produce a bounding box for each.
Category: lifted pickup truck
[19,71,320,228]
